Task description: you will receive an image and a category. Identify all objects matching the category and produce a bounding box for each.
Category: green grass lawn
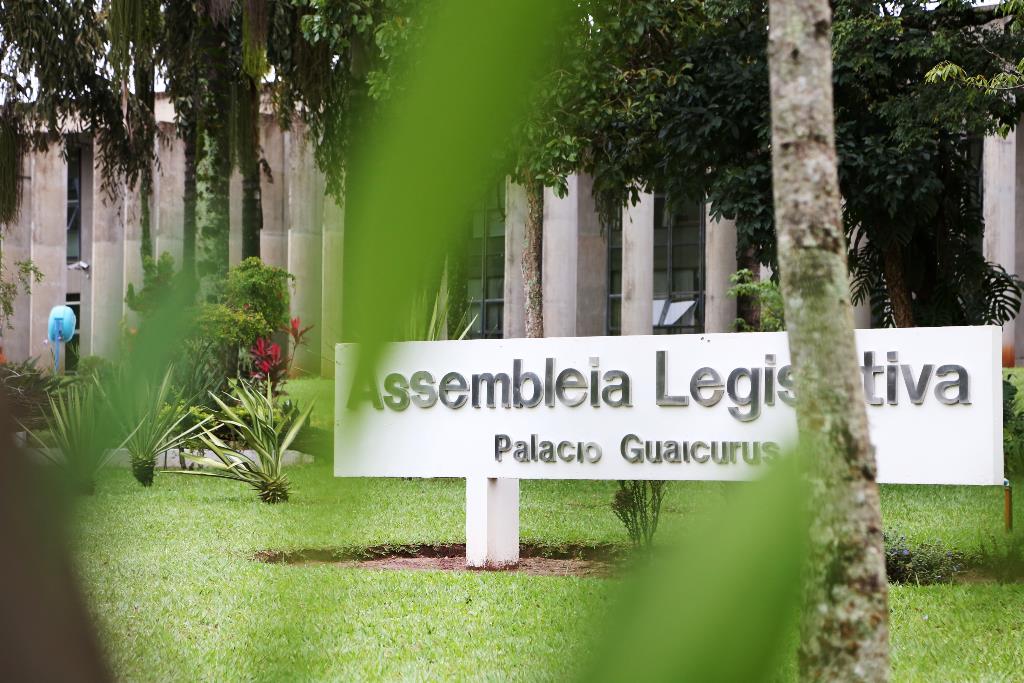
[70,379,1024,681]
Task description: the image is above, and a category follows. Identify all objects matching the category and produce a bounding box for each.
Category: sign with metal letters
[335,326,1002,485]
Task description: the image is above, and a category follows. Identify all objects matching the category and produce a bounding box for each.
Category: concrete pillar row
[320,187,344,377]
[90,148,125,360]
[153,124,184,266]
[260,116,288,269]
[122,176,144,329]
[703,208,738,334]
[574,174,607,336]
[285,124,323,375]
[29,147,68,365]
[621,192,655,336]
[983,129,1017,366]
[0,155,33,362]
[541,176,580,338]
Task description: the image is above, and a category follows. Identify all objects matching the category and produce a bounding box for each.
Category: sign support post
[465,477,519,567]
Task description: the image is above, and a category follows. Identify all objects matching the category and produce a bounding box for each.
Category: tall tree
[766,0,889,680]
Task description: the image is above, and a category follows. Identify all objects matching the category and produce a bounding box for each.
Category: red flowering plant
[249,338,286,392]
[248,317,314,394]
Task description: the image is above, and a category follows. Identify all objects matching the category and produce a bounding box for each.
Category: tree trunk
[522,179,543,338]
[882,242,914,327]
[240,79,262,260]
[766,1,890,681]
[182,122,197,279]
[196,17,232,282]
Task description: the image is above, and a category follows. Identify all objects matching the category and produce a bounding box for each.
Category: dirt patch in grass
[253,542,622,577]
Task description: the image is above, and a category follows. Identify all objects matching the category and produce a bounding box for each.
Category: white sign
[335,326,1003,486]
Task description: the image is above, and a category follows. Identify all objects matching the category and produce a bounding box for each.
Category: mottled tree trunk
[766,1,890,681]
[196,16,232,282]
[523,178,543,338]
[882,243,914,327]
[182,123,197,279]
[240,79,262,260]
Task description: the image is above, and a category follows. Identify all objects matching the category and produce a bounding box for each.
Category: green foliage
[1003,378,1024,478]
[29,380,127,495]
[402,267,476,341]
[223,257,292,333]
[0,257,42,331]
[125,252,179,316]
[111,367,208,487]
[611,480,667,550]
[75,355,115,381]
[174,379,313,503]
[884,531,965,585]
[727,269,785,332]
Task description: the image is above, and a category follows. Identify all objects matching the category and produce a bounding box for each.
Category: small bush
[223,257,292,333]
[727,269,785,332]
[1003,378,1024,478]
[612,480,667,550]
[883,531,965,584]
[172,380,313,503]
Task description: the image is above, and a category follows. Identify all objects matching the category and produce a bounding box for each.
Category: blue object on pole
[47,305,76,373]
[48,305,76,344]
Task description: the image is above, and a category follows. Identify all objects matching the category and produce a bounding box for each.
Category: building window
[607,214,623,335]
[65,292,81,372]
[653,194,704,334]
[66,145,82,262]
[466,182,505,339]
[607,194,705,335]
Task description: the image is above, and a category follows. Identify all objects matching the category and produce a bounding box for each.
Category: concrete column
[983,130,1017,366]
[228,169,243,266]
[90,151,125,360]
[286,127,323,375]
[320,189,344,377]
[703,208,738,334]
[29,147,67,365]
[153,124,184,265]
[575,174,607,336]
[0,155,33,362]
[465,476,519,568]
[261,118,287,268]
[542,176,580,337]
[621,192,655,336]
[502,178,527,339]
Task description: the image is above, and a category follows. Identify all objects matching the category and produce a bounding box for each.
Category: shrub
[173,379,313,503]
[1003,378,1024,478]
[727,269,785,332]
[223,257,292,333]
[28,380,127,494]
[883,531,964,585]
[112,367,208,486]
[612,480,667,550]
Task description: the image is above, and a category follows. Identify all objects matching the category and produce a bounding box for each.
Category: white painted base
[465,477,519,568]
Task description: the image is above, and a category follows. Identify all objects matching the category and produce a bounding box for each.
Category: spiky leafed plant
[172,379,313,503]
[114,367,209,486]
[27,380,128,495]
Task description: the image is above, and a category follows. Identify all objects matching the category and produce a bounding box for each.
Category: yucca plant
[114,367,209,486]
[172,379,313,503]
[27,380,127,495]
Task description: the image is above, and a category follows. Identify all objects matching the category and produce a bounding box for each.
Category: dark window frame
[466,182,506,339]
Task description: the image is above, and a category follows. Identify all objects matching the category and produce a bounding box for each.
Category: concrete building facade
[2,97,1023,372]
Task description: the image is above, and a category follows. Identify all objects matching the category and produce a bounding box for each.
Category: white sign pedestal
[336,327,1003,568]
[465,477,519,567]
